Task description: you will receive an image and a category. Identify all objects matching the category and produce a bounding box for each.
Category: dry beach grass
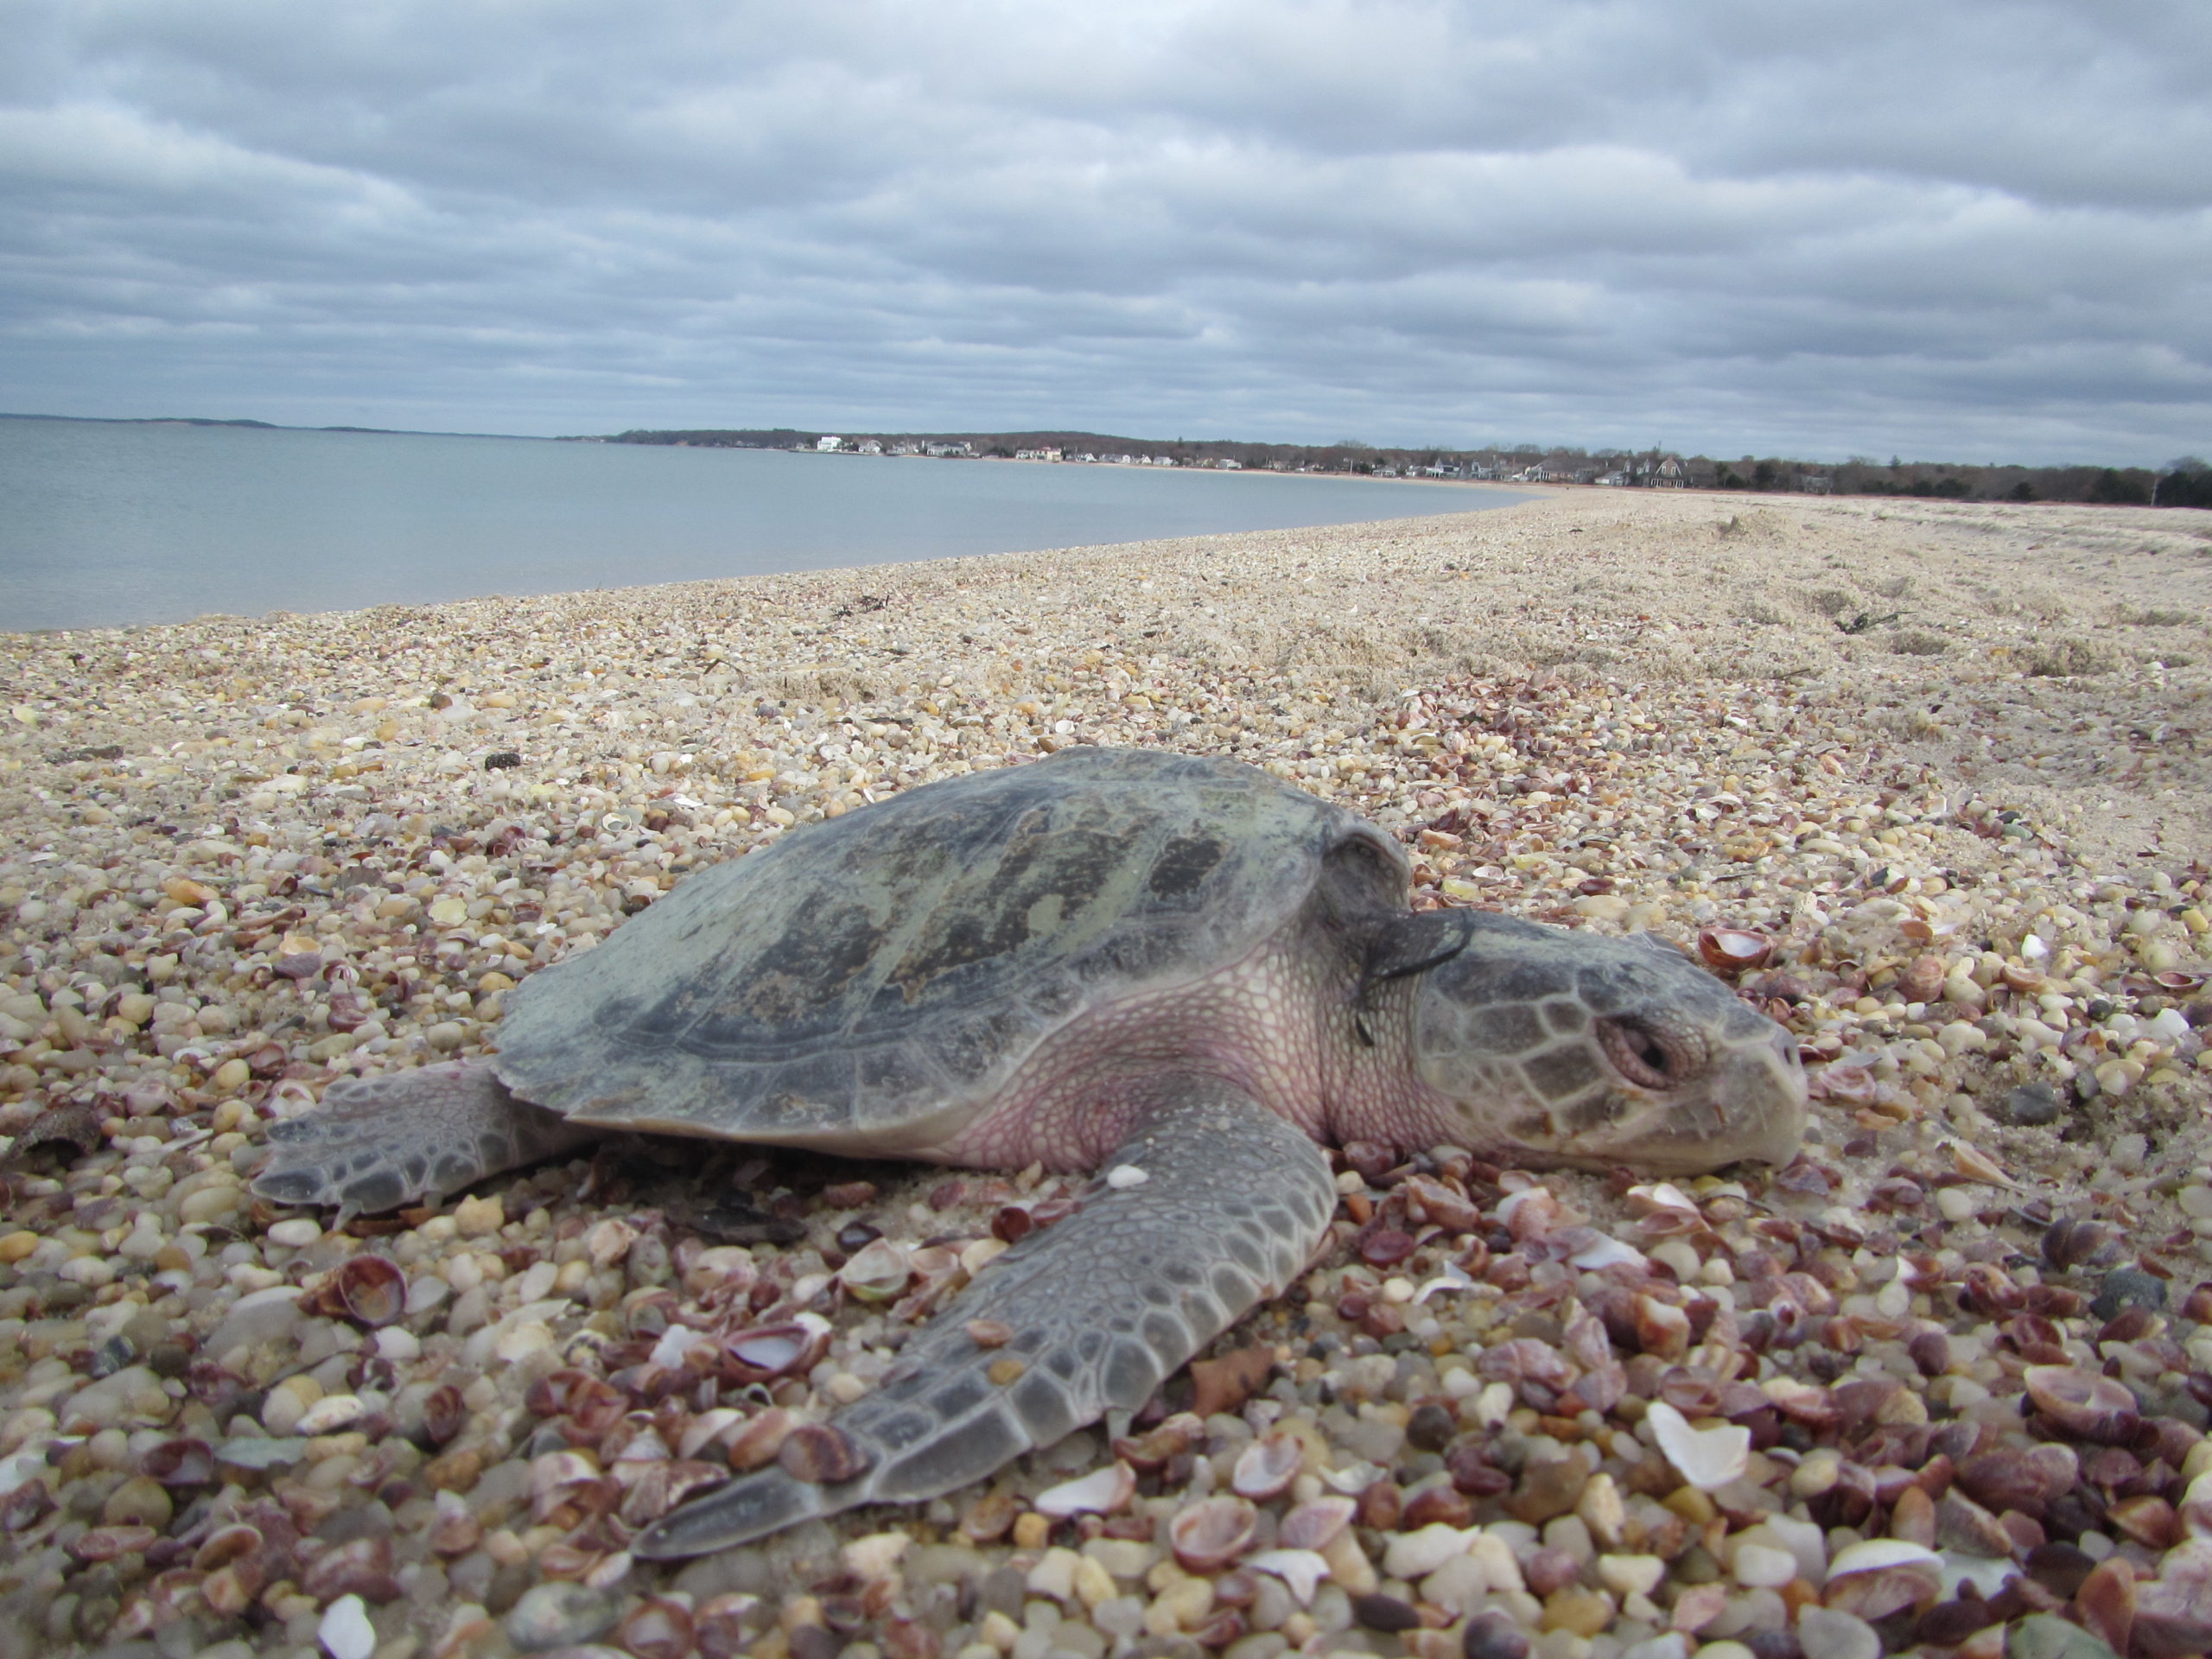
[1,487,2209,1659]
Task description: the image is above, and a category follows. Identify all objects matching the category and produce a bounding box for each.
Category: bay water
[0,416,1526,632]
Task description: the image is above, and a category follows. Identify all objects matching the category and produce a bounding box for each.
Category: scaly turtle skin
[255,747,1804,1555]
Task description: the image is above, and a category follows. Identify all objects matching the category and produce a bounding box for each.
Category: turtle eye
[1598,1016,1683,1090]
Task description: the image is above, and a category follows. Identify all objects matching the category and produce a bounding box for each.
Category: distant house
[1654,455,1688,487]
[816,435,844,451]
[1597,470,1630,487]
[856,439,883,455]
[1215,458,1242,470]
[1799,473,1834,494]
[923,441,976,458]
[888,442,921,456]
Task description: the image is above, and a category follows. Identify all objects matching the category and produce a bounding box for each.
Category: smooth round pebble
[1796,1606,1881,1659]
[1731,1544,1796,1588]
[506,1581,621,1652]
[318,1594,376,1659]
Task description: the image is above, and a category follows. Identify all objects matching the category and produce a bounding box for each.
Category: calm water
[0,417,1526,632]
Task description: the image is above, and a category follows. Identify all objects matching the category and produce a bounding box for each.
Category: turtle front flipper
[632,1079,1338,1559]
[252,1058,601,1221]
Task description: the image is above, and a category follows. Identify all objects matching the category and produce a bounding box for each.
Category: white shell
[1247,1548,1330,1605]
[1034,1460,1135,1516]
[1106,1165,1150,1189]
[1645,1400,1750,1491]
[1827,1538,1942,1575]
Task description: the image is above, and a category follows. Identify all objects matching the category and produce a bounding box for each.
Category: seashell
[718,1315,831,1382]
[300,1535,399,1603]
[2024,1365,2141,1443]
[620,1459,730,1528]
[1320,1459,1386,1496]
[2106,1495,2179,1549]
[1495,1185,1561,1239]
[617,1599,696,1659]
[190,1523,263,1572]
[1169,1495,1257,1573]
[2041,1217,2126,1273]
[1231,1433,1302,1500]
[2075,1555,2137,1657]
[1897,955,1947,1003]
[1401,1173,1484,1234]
[1111,1413,1204,1472]
[1357,1228,1417,1268]
[964,1319,1014,1349]
[1956,1442,2077,1516]
[2133,1539,2212,1659]
[1247,1548,1329,1605]
[1645,1400,1750,1491]
[778,1421,871,1484]
[1402,1484,1473,1529]
[201,1560,265,1618]
[677,1408,745,1460]
[1821,1538,1943,1620]
[138,1437,213,1487]
[1278,1495,1357,1552]
[1567,1232,1644,1271]
[294,1393,367,1435]
[1632,1294,1692,1359]
[724,1407,795,1471]
[836,1237,911,1302]
[327,1254,408,1326]
[429,1504,481,1555]
[693,1594,766,1659]
[1698,927,1772,975]
[532,1449,606,1514]
[1035,1460,1136,1517]
[420,1382,466,1446]
[585,1217,639,1268]
[1807,1062,1878,1104]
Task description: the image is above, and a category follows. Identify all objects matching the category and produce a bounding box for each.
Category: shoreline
[1,489,2209,1659]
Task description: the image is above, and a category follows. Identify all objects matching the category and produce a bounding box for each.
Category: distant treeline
[588,427,2212,507]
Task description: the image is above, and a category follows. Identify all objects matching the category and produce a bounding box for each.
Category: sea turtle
[254,747,1805,1557]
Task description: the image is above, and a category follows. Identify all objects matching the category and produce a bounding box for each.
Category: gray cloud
[2,0,2207,461]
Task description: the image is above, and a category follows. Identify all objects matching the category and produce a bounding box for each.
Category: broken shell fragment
[1247,1549,1329,1605]
[1822,1539,1945,1620]
[326,1253,408,1326]
[2024,1365,2142,1443]
[777,1422,871,1484]
[1170,1495,1258,1573]
[138,1438,214,1487]
[1645,1400,1751,1491]
[724,1408,796,1472]
[1698,927,1772,975]
[836,1237,911,1302]
[1033,1459,1135,1517]
[719,1315,831,1382]
[1231,1433,1303,1500]
[1279,1495,1357,1552]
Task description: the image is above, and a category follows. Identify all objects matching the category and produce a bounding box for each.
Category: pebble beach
[2,486,2209,1659]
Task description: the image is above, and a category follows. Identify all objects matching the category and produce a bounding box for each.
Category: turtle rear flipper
[254,1058,601,1221]
[632,1078,1336,1558]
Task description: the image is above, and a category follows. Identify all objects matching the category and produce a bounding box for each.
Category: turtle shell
[494,747,1406,1148]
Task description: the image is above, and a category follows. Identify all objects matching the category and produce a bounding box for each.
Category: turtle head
[1395,912,1806,1173]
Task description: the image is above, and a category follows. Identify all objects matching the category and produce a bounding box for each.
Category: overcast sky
[3,1,2207,462]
